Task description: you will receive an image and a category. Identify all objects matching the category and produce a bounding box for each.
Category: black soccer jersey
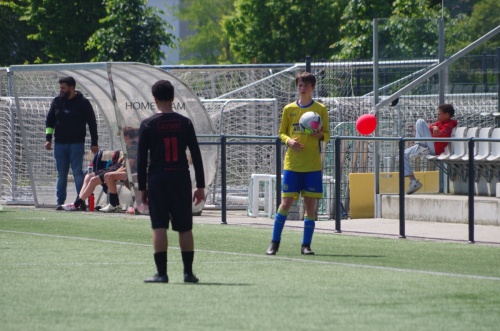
[137,112,205,191]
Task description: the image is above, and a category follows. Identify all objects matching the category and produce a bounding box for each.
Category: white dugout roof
[8,62,215,136]
[5,62,216,208]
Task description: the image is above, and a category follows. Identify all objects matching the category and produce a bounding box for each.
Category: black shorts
[148,171,193,232]
[96,164,122,182]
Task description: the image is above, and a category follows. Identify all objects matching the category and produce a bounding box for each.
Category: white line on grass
[1,262,149,266]
[2,229,500,282]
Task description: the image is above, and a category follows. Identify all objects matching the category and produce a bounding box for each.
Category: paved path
[195,209,500,246]
[3,205,500,246]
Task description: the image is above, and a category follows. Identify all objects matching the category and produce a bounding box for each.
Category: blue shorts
[282,170,323,199]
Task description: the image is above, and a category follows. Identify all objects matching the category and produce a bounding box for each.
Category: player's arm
[278,109,291,145]
[45,100,56,150]
[187,124,205,189]
[187,122,205,205]
[320,108,330,142]
[136,123,149,193]
[435,122,455,137]
[84,99,99,153]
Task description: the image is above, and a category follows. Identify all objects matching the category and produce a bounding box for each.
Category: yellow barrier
[349,171,439,219]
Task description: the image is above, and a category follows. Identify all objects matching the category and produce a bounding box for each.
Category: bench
[425,126,500,187]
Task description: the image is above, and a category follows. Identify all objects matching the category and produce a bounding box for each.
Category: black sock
[154,252,167,277]
[181,251,194,275]
[74,198,83,208]
[109,193,119,207]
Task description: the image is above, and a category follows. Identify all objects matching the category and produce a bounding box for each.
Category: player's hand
[91,145,99,154]
[140,190,148,205]
[287,138,304,151]
[432,126,439,136]
[193,188,205,206]
[45,141,52,151]
[310,128,324,140]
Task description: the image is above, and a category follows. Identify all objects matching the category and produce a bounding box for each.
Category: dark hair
[152,80,174,101]
[123,126,138,139]
[438,104,455,118]
[295,72,316,87]
[59,76,76,88]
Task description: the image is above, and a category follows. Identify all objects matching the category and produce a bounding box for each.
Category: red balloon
[356,114,377,135]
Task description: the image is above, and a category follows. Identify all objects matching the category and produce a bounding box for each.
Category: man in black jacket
[45,76,99,210]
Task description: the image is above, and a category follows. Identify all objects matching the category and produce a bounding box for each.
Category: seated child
[404,104,458,194]
[99,127,139,212]
[63,150,122,211]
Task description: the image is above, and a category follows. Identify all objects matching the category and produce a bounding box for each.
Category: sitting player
[99,127,139,212]
[62,150,122,211]
[404,103,458,194]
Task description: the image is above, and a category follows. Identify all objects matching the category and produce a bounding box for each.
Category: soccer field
[1,207,499,331]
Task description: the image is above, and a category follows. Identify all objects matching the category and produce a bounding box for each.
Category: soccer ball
[299,111,322,134]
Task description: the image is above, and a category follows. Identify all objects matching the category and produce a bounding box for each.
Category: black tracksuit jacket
[45,91,98,145]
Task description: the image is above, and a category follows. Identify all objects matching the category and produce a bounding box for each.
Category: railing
[332,135,500,244]
[205,134,500,243]
[198,134,282,224]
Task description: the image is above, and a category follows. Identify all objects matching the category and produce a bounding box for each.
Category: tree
[22,0,106,63]
[86,0,177,65]
[0,1,41,66]
[174,0,235,64]
[467,0,500,50]
[332,0,444,60]
[381,0,443,59]
[224,0,347,63]
[332,0,393,59]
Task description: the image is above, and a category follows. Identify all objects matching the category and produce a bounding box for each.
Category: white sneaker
[406,180,423,194]
[62,203,78,211]
[99,204,122,212]
[410,145,430,159]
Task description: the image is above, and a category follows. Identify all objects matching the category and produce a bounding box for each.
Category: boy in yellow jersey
[266,72,330,255]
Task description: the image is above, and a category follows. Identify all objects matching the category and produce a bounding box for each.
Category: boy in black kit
[137,80,205,283]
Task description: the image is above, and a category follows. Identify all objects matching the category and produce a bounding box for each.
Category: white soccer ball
[299,111,322,134]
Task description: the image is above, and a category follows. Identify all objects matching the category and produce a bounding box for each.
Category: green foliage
[224,0,346,63]
[174,0,235,64]
[22,0,106,63]
[332,0,392,59]
[1,0,497,66]
[0,1,41,65]
[333,0,443,59]
[444,0,500,55]
[467,0,500,51]
[86,0,177,65]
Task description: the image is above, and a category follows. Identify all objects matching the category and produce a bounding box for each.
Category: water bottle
[87,162,93,174]
[89,193,95,212]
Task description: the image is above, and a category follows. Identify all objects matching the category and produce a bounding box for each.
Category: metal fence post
[334,136,342,233]
[468,139,475,243]
[275,137,282,212]
[398,138,406,238]
[221,135,227,224]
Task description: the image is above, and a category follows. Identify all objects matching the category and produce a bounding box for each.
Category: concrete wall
[381,194,500,226]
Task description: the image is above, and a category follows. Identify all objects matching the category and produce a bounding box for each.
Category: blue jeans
[404,119,435,176]
[54,142,85,204]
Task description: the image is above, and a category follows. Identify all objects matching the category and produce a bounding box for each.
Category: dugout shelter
[0,62,217,212]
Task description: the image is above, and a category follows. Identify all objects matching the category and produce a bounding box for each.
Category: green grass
[1,207,500,331]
